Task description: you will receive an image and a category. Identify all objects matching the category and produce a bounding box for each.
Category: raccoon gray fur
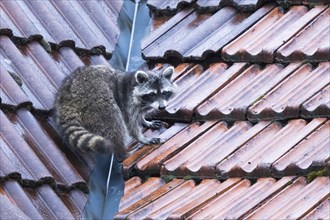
[55,65,176,161]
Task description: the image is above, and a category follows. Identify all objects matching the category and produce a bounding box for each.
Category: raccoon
[54,65,176,161]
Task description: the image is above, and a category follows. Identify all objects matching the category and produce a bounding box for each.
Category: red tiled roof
[1,108,92,190]
[0,36,112,111]
[116,176,329,219]
[222,6,329,63]
[147,0,330,14]
[154,62,330,121]
[0,0,122,57]
[0,180,87,219]
[0,1,123,218]
[1,0,329,219]
[142,5,329,62]
[123,118,329,179]
[147,0,194,15]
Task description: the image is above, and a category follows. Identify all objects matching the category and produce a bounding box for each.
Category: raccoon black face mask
[55,65,176,161]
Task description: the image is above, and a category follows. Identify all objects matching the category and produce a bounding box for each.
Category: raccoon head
[133,66,177,111]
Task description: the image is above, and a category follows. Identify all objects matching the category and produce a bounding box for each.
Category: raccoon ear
[135,71,149,84]
[162,66,174,81]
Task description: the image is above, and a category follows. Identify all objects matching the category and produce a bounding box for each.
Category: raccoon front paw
[147,120,163,129]
[144,137,161,145]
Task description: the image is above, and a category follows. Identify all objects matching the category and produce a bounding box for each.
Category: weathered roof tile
[0,37,100,111]
[123,123,188,176]
[0,0,123,55]
[1,110,53,184]
[124,118,329,179]
[222,5,327,63]
[248,62,330,121]
[246,177,330,219]
[217,118,327,178]
[0,67,31,108]
[147,0,194,15]
[161,121,269,177]
[272,120,330,176]
[301,84,330,118]
[167,62,248,120]
[116,176,329,219]
[134,121,217,175]
[142,5,274,61]
[196,62,301,120]
[276,7,330,62]
[0,109,89,190]
[302,198,330,220]
[147,0,274,14]
[143,4,329,62]
[1,180,86,219]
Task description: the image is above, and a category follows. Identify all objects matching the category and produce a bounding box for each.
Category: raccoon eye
[141,92,157,101]
[162,91,173,99]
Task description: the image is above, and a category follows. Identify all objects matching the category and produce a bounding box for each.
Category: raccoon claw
[144,138,161,145]
[147,120,163,129]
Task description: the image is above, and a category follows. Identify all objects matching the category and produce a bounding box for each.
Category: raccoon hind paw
[144,137,161,145]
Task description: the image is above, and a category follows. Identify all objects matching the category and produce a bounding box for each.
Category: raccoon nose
[158,105,166,110]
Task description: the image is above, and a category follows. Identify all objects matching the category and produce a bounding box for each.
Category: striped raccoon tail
[60,119,113,154]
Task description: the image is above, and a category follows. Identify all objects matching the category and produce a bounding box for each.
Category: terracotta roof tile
[302,198,330,219]
[147,0,194,15]
[124,118,328,178]
[271,120,330,176]
[0,109,90,190]
[246,177,330,219]
[276,7,330,62]
[119,177,166,212]
[0,67,31,109]
[196,0,266,12]
[167,62,248,120]
[142,5,274,61]
[217,118,327,178]
[0,36,58,110]
[147,0,275,14]
[1,0,329,218]
[0,0,123,55]
[142,4,329,62]
[123,123,187,176]
[0,194,31,220]
[116,176,329,219]
[248,62,330,121]
[134,121,217,175]
[1,180,86,219]
[161,121,269,177]
[123,176,142,195]
[0,36,112,111]
[1,110,53,184]
[116,178,186,219]
[301,84,330,118]
[155,62,329,121]
[196,62,301,120]
[222,5,328,63]
[189,177,294,219]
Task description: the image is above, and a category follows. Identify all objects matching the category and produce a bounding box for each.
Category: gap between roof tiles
[146,0,328,15]
[0,34,111,60]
